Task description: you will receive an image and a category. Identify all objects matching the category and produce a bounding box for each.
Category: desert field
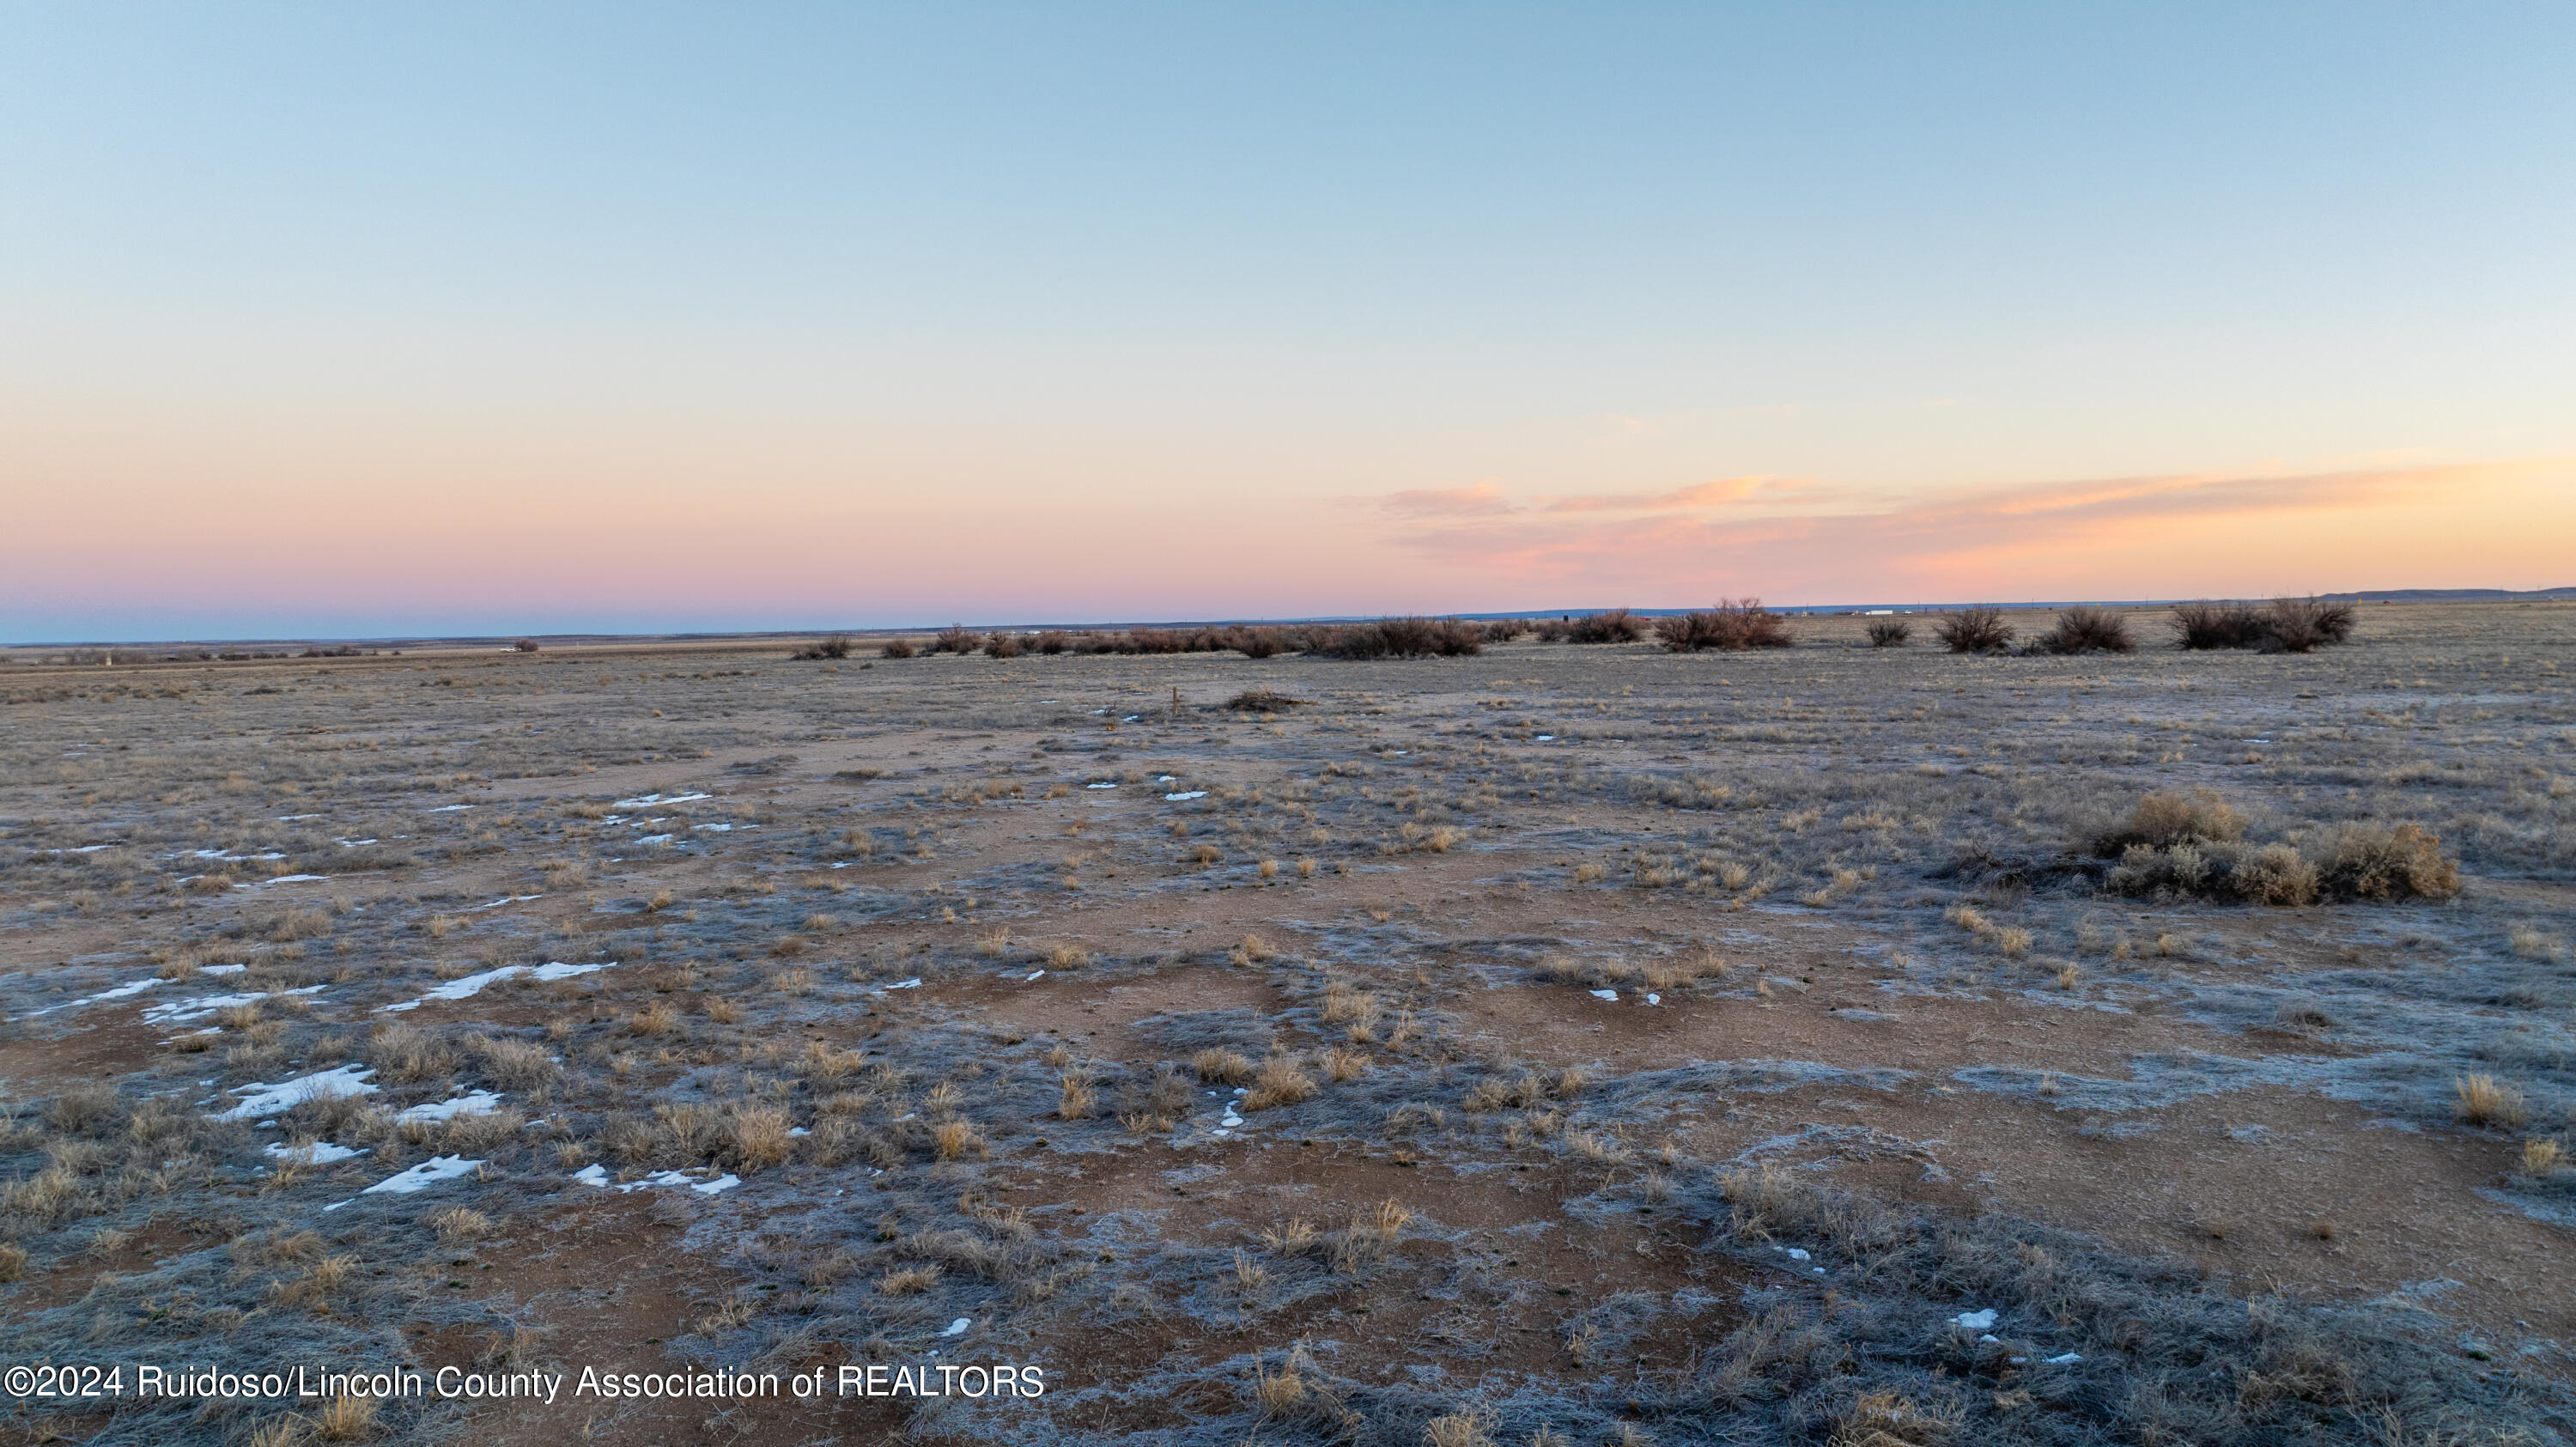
[2,602,2571,1446]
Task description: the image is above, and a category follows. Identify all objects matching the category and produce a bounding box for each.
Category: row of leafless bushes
[2172,597,2356,652]
[823,618,1498,661]
[796,596,2359,662]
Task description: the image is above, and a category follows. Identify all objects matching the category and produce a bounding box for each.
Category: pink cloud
[1384,459,2567,598]
[1380,482,1515,517]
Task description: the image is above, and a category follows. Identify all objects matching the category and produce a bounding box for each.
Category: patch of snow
[1163,790,1207,801]
[1953,1309,1997,1331]
[1785,1248,1810,1261]
[1589,989,1619,1001]
[398,1091,503,1123]
[612,792,710,809]
[635,834,675,846]
[379,960,616,1012]
[1085,782,1117,789]
[468,894,542,910]
[216,1066,378,1121]
[696,823,732,832]
[1534,734,1554,741]
[361,1154,481,1195]
[943,1318,971,1337]
[266,1140,364,1164]
[334,838,378,847]
[425,805,473,812]
[148,984,325,1026]
[881,978,922,991]
[248,873,331,885]
[28,975,163,1015]
[571,1164,611,1187]
[1645,993,1661,1006]
[2044,1352,2083,1365]
[203,964,248,976]
[276,814,324,822]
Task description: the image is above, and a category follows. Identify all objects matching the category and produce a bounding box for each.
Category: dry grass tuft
[933,1119,988,1160]
[1194,1049,1255,1085]
[2454,1073,2527,1130]
[425,1206,490,1242]
[1833,1387,1960,1446]
[1242,1055,1317,1111]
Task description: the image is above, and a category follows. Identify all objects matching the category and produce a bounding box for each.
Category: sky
[5,3,2573,641]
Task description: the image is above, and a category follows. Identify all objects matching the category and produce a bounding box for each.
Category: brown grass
[1242,1056,1316,1111]
[2454,1073,2527,1130]
[1194,1049,1255,1085]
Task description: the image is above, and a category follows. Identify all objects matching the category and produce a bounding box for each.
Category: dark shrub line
[1654,599,1793,652]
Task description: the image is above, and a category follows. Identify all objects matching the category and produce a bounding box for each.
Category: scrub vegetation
[1,599,2571,1444]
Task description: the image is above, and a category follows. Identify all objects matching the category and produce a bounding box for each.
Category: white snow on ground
[203,964,248,976]
[572,1166,739,1195]
[397,1091,503,1123]
[378,960,616,1012]
[26,976,161,1016]
[635,834,675,846]
[943,1318,971,1336]
[243,874,331,886]
[215,1065,378,1121]
[265,1140,364,1164]
[147,984,326,1026]
[276,814,324,822]
[1085,782,1117,789]
[1953,1309,1998,1331]
[425,805,473,812]
[468,894,543,910]
[879,978,922,991]
[1589,989,1619,1000]
[1163,791,1207,801]
[612,792,710,808]
[356,1154,481,1195]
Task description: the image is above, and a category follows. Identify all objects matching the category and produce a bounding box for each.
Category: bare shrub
[1557,609,1644,644]
[2257,597,2356,653]
[2171,599,2263,649]
[1224,688,1311,711]
[1933,606,2014,654]
[2032,605,2134,654]
[789,635,853,660]
[1307,618,1482,660]
[879,639,915,659]
[1655,599,1794,652]
[1865,619,1911,647]
[931,624,979,654]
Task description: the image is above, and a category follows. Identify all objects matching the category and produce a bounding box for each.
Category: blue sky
[5,3,2573,639]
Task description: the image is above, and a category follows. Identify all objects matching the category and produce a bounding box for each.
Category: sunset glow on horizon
[7,4,2573,641]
